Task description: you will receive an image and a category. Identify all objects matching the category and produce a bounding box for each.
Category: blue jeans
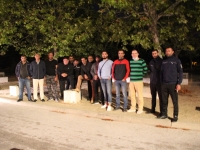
[115,80,128,109]
[19,78,31,100]
[100,79,112,103]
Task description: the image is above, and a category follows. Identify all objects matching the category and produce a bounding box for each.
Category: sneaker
[47,97,54,101]
[101,104,107,108]
[127,109,136,112]
[107,106,112,111]
[55,99,59,102]
[17,99,23,102]
[41,99,45,102]
[137,110,143,114]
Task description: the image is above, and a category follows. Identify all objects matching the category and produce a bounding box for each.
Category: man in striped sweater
[128,49,148,114]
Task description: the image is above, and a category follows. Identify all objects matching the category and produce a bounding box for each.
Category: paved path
[0,98,200,150]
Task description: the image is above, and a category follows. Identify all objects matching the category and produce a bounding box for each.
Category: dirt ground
[0,75,200,124]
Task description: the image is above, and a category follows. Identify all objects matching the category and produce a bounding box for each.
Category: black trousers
[59,76,75,97]
[93,79,104,104]
[87,80,93,100]
[150,82,162,113]
[161,84,178,117]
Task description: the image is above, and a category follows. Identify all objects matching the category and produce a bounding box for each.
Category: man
[90,55,104,104]
[159,47,183,122]
[73,59,81,88]
[112,50,130,112]
[98,51,113,111]
[15,55,32,102]
[57,57,74,99]
[149,49,163,114]
[45,52,60,102]
[75,57,94,103]
[30,53,46,102]
[87,55,94,101]
[69,56,74,65]
[128,49,148,114]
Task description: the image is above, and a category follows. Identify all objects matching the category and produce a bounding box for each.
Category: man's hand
[176,84,181,92]
[122,79,125,81]
[44,76,46,80]
[93,75,98,80]
[84,74,88,80]
[61,73,67,77]
[54,76,58,81]
[27,76,31,79]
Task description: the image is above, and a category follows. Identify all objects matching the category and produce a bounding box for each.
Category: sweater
[129,58,147,82]
[98,59,113,79]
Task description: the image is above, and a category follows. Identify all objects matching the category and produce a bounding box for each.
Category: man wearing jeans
[30,53,46,102]
[15,55,33,102]
[128,49,147,114]
[112,50,130,112]
[98,51,113,111]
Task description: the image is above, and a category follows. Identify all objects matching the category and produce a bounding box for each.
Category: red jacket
[112,58,130,80]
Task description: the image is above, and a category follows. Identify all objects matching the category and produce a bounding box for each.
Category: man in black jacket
[149,49,162,114]
[15,55,33,102]
[75,57,94,103]
[159,47,183,122]
[57,57,74,99]
[30,53,46,102]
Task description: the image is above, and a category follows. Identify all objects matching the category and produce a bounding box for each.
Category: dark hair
[101,50,108,55]
[81,57,87,60]
[48,51,54,56]
[118,49,125,53]
[165,47,174,52]
[69,55,74,58]
[88,55,94,58]
[152,49,158,53]
[63,56,69,60]
[21,55,26,58]
[95,55,101,59]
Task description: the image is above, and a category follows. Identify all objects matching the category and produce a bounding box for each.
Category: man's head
[152,49,159,59]
[165,47,174,57]
[87,55,94,63]
[69,56,74,63]
[101,50,109,59]
[35,53,41,61]
[95,55,101,62]
[21,55,27,63]
[131,49,139,59]
[48,52,54,60]
[63,56,69,65]
[73,59,80,66]
[118,50,125,59]
[81,57,87,65]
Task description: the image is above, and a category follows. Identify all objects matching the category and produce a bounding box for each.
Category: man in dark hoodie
[159,47,183,122]
[30,53,46,102]
[149,49,163,114]
[15,55,32,102]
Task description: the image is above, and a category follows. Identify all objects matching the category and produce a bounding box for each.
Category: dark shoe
[60,96,63,100]
[171,116,178,122]
[41,99,45,102]
[158,115,168,119]
[123,109,127,112]
[33,99,37,102]
[113,107,120,111]
[151,110,156,113]
[28,99,33,102]
[17,99,23,102]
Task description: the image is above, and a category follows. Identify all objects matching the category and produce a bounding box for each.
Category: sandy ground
[0,75,200,124]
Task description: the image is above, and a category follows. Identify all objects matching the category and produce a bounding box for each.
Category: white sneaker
[127,109,136,112]
[55,99,59,102]
[101,104,107,108]
[107,106,112,111]
[137,110,143,114]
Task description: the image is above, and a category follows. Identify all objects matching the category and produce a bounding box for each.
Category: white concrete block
[64,90,81,103]
[0,77,8,83]
[182,79,188,85]
[9,86,19,97]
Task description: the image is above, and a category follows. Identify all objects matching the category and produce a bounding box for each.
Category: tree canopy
[0,0,200,57]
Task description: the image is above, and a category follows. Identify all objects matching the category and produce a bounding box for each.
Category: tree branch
[158,0,183,19]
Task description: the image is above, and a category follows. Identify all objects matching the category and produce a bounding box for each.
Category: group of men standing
[15,47,183,122]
